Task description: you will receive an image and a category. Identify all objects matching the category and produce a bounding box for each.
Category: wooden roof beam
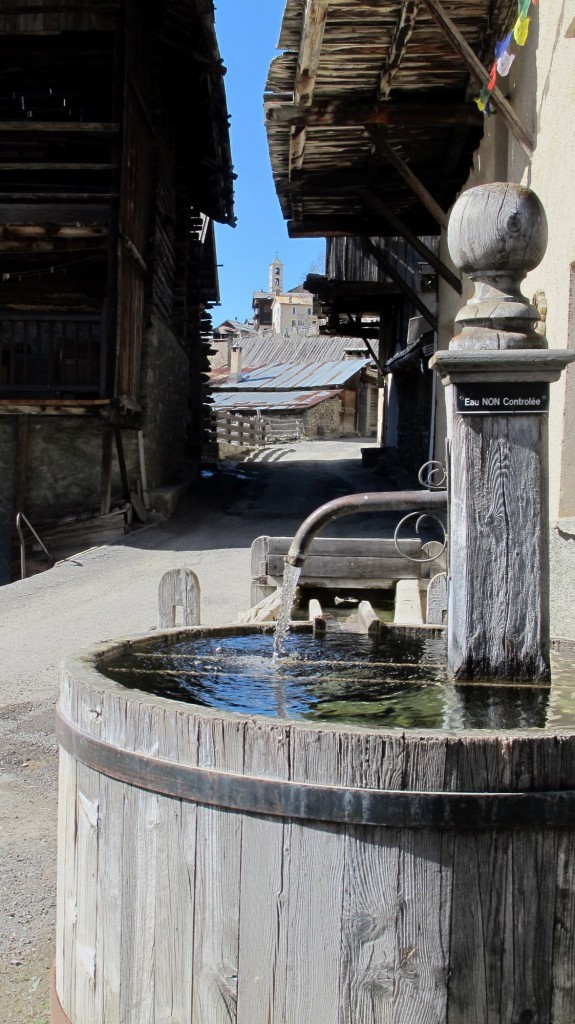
[360,188,461,294]
[368,128,449,231]
[306,276,400,298]
[0,204,109,224]
[294,0,329,106]
[289,0,329,176]
[361,238,438,332]
[0,3,119,11]
[288,216,438,238]
[0,163,117,172]
[378,0,420,100]
[281,167,463,195]
[419,0,534,156]
[0,123,119,136]
[266,99,482,129]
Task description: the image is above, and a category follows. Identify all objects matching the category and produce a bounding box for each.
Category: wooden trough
[54,625,575,1024]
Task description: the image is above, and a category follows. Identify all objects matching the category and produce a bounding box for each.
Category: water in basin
[100,631,575,731]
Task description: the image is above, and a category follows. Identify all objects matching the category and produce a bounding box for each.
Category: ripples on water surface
[101,632,575,731]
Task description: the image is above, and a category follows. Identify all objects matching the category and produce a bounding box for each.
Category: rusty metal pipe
[285,490,448,568]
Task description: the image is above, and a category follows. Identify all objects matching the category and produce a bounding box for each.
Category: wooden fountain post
[431,183,575,681]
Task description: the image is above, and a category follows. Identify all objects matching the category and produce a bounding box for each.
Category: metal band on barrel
[56,710,575,829]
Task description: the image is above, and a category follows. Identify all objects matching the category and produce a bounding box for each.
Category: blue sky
[212,0,324,326]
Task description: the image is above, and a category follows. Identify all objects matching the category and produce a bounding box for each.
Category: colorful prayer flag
[487,61,497,91]
[513,15,531,45]
[497,51,516,76]
[494,31,512,59]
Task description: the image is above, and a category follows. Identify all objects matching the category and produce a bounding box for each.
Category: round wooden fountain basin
[54,625,575,1024]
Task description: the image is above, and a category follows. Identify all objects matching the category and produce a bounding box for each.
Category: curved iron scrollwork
[394,510,448,564]
[418,459,447,491]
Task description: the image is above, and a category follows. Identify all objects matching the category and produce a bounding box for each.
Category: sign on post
[455,382,549,415]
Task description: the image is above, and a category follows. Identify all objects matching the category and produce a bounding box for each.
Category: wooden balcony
[0,312,106,398]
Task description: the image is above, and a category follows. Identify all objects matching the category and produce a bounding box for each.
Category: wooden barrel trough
[54,625,575,1024]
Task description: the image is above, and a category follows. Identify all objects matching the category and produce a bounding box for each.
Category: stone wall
[138,314,192,489]
[0,416,138,525]
[303,396,342,437]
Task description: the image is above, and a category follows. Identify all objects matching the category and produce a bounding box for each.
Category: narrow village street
[0,437,384,1023]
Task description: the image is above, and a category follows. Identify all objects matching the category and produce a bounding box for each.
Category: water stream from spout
[273,562,301,658]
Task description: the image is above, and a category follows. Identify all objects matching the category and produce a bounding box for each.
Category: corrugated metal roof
[213,331,376,369]
[211,389,340,412]
[212,357,370,391]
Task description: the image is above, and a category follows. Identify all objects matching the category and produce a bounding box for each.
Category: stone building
[252,258,319,334]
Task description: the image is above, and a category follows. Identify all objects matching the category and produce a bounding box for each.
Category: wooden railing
[210,412,304,448]
[0,312,105,396]
[211,413,267,447]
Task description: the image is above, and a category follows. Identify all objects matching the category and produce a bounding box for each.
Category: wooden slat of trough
[267,536,423,557]
[267,554,426,580]
[251,534,429,604]
[252,534,434,606]
[236,719,292,1021]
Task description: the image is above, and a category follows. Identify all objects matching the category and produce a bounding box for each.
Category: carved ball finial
[447,183,548,350]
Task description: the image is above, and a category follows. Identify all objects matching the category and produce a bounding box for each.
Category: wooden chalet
[264,0,526,477]
[0,0,234,580]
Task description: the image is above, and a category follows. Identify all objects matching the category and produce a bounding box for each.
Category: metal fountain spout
[285,489,447,569]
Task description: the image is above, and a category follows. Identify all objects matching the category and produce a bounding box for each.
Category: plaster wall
[271,294,318,334]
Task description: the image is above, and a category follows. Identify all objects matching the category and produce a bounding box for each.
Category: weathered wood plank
[74,768,99,1024]
[191,716,245,1024]
[94,761,124,1024]
[118,701,159,1024]
[286,729,346,1021]
[236,720,291,1023]
[378,1,420,100]
[267,536,423,557]
[265,100,482,130]
[358,599,381,636]
[153,706,197,1024]
[309,597,327,633]
[158,567,201,628]
[267,553,426,579]
[445,735,561,1022]
[426,572,447,625]
[55,746,77,1018]
[449,413,549,679]
[0,121,118,134]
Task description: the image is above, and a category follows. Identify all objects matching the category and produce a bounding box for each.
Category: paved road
[0,437,387,1021]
